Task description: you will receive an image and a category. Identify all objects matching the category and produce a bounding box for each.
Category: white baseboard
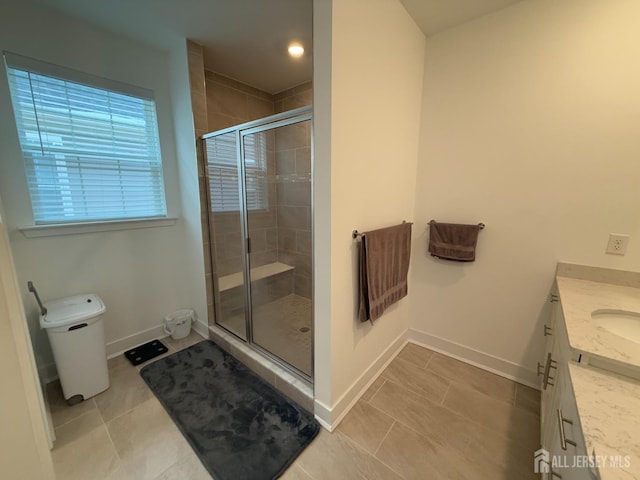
[313,401,333,431]
[407,328,540,389]
[192,319,209,339]
[107,319,209,359]
[106,324,167,358]
[314,330,408,431]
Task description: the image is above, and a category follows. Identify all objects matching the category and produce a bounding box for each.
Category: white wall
[0,1,205,372]
[313,0,425,426]
[410,0,640,385]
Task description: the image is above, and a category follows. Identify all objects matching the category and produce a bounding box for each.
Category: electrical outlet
[606,234,630,255]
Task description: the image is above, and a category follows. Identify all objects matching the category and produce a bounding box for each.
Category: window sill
[20,217,177,238]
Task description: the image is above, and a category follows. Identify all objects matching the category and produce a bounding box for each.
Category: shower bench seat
[217,262,296,320]
[217,262,294,292]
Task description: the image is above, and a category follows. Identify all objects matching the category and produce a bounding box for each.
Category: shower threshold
[207,322,313,413]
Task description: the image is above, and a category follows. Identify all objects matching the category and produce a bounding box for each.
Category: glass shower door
[242,118,312,377]
[203,131,248,340]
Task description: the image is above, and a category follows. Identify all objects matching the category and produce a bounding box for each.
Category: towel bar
[352,221,413,239]
[428,219,485,230]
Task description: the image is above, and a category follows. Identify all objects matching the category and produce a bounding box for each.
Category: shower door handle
[246,237,251,254]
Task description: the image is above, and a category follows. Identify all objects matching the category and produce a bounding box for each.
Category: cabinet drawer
[558,384,587,457]
[544,371,597,480]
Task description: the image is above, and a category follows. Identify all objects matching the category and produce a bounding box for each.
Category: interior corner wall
[168,41,208,336]
[311,0,333,414]
[320,0,426,422]
[410,0,640,385]
[0,1,203,372]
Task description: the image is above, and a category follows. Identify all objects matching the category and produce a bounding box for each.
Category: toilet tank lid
[40,294,106,328]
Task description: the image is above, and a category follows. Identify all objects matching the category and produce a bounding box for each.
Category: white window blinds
[5,54,167,224]
[205,131,268,213]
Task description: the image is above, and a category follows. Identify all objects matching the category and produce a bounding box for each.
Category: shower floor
[219,294,312,376]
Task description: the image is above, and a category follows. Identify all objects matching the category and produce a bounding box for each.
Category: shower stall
[201,107,313,380]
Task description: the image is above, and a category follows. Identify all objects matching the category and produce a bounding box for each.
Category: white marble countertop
[556,267,640,370]
[568,363,640,480]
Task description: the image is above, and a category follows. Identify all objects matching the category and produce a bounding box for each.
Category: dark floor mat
[124,339,168,366]
[140,340,319,480]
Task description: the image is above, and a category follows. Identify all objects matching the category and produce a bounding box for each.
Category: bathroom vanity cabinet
[540,288,596,479]
[540,264,640,480]
[540,287,595,480]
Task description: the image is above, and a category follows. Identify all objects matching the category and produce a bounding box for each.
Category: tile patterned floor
[331,344,541,480]
[48,338,540,480]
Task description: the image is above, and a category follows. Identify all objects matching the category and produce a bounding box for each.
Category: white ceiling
[28,0,313,94]
[400,0,522,36]
[26,0,522,94]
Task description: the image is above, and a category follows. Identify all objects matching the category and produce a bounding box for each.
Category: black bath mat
[139,340,319,480]
[124,339,168,366]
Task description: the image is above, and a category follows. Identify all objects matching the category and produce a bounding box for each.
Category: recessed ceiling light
[288,43,304,58]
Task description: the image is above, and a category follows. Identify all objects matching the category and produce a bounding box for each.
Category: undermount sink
[591,309,640,344]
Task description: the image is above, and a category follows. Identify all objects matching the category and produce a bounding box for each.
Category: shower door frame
[201,106,314,384]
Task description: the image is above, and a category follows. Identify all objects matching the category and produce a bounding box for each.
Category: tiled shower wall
[273,83,312,297]
[274,83,313,114]
[205,71,274,132]
[204,71,279,277]
[204,73,312,297]
[187,42,312,326]
[275,123,312,298]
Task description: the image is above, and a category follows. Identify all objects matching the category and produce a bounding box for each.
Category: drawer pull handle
[557,408,577,450]
[544,324,553,336]
[547,356,557,387]
[541,353,557,390]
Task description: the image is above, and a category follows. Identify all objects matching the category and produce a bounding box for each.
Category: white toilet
[40,294,109,404]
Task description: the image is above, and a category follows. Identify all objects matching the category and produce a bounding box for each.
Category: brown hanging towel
[428,221,480,261]
[358,222,412,323]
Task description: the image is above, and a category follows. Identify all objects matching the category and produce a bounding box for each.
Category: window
[205,131,268,213]
[5,53,167,224]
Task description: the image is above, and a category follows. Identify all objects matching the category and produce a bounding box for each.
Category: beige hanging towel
[428,221,480,261]
[358,222,412,323]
